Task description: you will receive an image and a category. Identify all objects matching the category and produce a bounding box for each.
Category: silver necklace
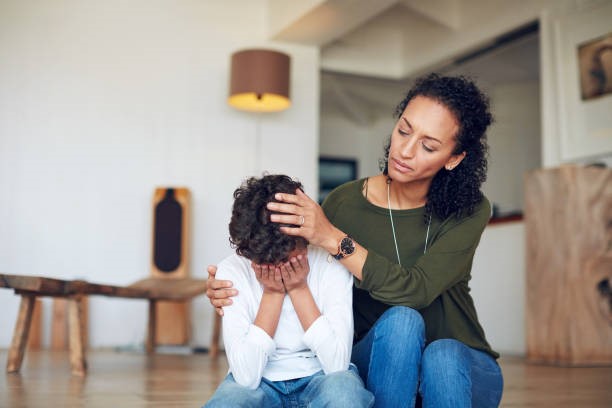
[386,178,431,267]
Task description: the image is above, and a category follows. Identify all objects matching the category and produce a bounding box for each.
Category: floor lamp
[228,49,291,173]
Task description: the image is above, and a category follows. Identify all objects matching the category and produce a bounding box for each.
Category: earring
[378,157,387,172]
[446,165,454,171]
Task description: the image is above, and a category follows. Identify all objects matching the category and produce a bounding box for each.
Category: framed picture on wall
[554,2,612,161]
[578,33,612,101]
[318,156,357,204]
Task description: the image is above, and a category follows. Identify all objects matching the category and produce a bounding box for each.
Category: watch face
[340,236,355,255]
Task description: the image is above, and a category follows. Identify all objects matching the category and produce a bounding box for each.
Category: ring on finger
[299,215,305,226]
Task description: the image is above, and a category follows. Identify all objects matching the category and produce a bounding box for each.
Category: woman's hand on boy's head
[253,263,286,295]
[280,254,310,293]
[267,189,337,251]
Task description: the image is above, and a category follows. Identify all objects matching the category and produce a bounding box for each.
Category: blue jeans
[351,306,503,408]
[204,364,374,408]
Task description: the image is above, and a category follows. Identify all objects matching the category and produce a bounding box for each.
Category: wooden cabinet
[525,165,611,365]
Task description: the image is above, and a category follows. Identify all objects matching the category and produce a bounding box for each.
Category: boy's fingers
[261,265,270,280]
[282,262,295,275]
[297,255,309,270]
[279,265,289,279]
[253,265,262,280]
[290,257,300,270]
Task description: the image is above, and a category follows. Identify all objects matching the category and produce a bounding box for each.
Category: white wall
[319,72,405,179]
[482,82,541,215]
[319,114,392,179]
[0,0,320,349]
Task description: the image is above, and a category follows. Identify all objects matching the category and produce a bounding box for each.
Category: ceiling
[270,0,545,79]
[321,28,540,121]
[268,0,542,120]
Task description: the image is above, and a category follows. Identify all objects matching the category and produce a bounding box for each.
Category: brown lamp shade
[228,49,291,112]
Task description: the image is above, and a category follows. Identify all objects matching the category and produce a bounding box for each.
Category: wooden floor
[1,350,610,407]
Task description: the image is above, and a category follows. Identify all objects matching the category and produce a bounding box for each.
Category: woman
[207,73,503,407]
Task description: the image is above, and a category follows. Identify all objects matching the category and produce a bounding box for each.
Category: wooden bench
[0,273,219,376]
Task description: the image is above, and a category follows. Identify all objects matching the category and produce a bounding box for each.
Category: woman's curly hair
[381,73,492,220]
[229,175,308,264]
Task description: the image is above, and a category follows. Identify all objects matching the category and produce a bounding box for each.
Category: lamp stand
[254,115,263,176]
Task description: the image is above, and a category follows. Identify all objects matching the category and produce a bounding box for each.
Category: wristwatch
[333,235,356,260]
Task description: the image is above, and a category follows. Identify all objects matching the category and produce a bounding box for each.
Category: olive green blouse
[322,179,498,359]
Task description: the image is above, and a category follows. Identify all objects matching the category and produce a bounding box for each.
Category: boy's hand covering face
[280,251,310,293]
[252,263,285,294]
[251,248,309,294]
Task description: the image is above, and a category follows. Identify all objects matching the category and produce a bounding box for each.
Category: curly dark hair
[381,73,492,220]
[229,175,308,264]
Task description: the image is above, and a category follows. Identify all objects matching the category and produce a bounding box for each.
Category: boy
[205,175,373,407]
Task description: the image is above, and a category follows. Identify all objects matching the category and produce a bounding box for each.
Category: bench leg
[146,300,157,354]
[68,296,87,376]
[7,294,36,373]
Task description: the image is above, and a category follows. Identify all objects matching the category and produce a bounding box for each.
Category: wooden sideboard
[525,165,611,366]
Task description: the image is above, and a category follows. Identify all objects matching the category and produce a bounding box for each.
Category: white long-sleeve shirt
[216,246,354,389]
